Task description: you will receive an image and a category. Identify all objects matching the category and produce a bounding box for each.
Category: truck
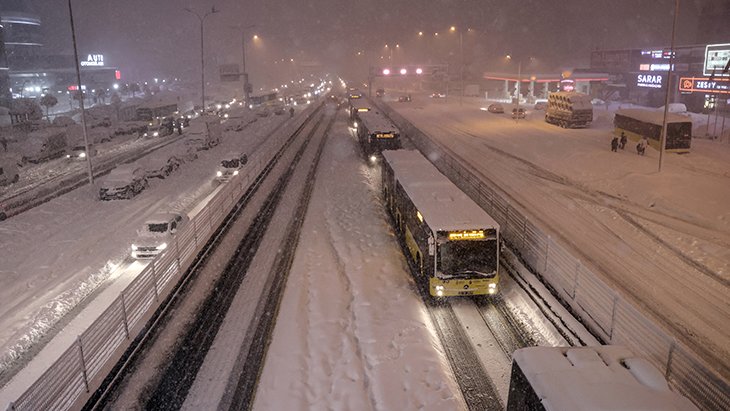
[184,116,221,151]
[544,91,593,128]
[17,128,68,163]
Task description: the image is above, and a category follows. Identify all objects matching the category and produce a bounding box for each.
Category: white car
[215,152,248,182]
[98,164,148,200]
[131,212,188,259]
[65,144,98,161]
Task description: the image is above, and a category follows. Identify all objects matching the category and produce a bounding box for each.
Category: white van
[0,158,20,186]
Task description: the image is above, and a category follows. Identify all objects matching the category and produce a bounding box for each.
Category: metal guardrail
[5,103,321,411]
[376,101,729,411]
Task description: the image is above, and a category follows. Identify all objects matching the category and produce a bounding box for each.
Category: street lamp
[184,6,219,114]
[67,0,94,184]
[237,24,256,108]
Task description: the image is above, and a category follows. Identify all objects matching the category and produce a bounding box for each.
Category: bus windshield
[438,239,498,279]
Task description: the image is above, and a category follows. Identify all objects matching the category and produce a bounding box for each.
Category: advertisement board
[704,43,730,77]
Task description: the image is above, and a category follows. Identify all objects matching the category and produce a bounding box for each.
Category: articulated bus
[507,345,698,411]
[356,111,401,161]
[136,102,179,122]
[381,150,500,297]
[348,98,371,126]
[614,109,692,153]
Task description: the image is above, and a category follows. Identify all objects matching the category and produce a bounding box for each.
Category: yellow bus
[614,108,692,153]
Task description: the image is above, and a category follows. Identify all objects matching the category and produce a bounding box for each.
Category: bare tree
[40,94,59,121]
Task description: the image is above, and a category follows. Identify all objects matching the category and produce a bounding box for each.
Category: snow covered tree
[40,94,58,121]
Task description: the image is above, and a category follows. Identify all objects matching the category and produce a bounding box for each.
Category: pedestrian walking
[611,136,619,152]
[289,107,295,118]
[619,131,627,150]
[636,136,648,156]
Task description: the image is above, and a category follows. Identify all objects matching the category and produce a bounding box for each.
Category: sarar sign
[636,73,664,89]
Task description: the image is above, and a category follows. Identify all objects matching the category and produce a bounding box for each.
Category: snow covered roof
[358,111,399,135]
[615,108,692,126]
[349,99,371,111]
[512,346,699,411]
[382,150,499,232]
[548,92,593,110]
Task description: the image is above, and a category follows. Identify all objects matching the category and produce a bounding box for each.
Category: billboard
[219,64,241,82]
[704,43,730,77]
[679,77,730,94]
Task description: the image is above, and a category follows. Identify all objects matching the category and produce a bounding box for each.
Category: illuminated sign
[356,108,370,112]
[376,133,394,138]
[679,77,730,94]
[560,79,575,92]
[636,74,664,89]
[640,63,674,71]
[115,70,121,80]
[704,43,730,77]
[641,49,674,59]
[80,54,104,67]
[67,85,87,91]
[448,230,485,240]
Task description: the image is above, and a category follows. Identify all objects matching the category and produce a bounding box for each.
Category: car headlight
[216,171,223,177]
[158,243,167,250]
[143,133,148,137]
[233,170,239,175]
[436,285,444,291]
[79,152,86,158]
[153,131,159,137]
[131,244,138,251]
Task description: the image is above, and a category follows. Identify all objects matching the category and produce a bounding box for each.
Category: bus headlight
[369,155,377,163]
[437,290,444,297]
[158,243,167,250]
[233,170,239,175]
[488,283,497,294]
[216,171,223,177]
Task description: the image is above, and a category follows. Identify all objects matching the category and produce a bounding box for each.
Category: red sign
[679,77,730,94]
[115,70,121,80]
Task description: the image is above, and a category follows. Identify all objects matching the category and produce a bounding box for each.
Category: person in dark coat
[289,107,295,118]
[176,118,183,135]
[619,131,627,149]
[611,136,619,152]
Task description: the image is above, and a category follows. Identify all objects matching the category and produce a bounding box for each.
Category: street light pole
[184,7,218,115]
[67,0,93,185]
[459,31,463,106]
[658,0,679,172]
[240,25,256,108]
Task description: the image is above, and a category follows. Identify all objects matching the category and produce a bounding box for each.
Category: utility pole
[184,7,219,115]
[658,0,679,172]
[240,25,256,108]
[68,0,93,184]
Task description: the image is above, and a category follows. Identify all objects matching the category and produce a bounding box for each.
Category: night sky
[7,0,722,88]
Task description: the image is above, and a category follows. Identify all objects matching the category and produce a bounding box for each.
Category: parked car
[398,95,412,102]
[65,144,98,160]
[485,103,504,114]
[215,152,248,182]
[512,107,526,119]
[98,164,148,200]
[185,117,221,150]
[143,123,170,138]
[430,92,446,99]
[131,212,189,259]
[138,155,182,179]
[0,158,20,186]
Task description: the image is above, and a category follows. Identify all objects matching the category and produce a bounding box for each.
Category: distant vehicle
[131,212,189,259]
[484,103,504,114]
[273,106,286,115]
[18,128,68,163]
[512,107,526,119]
[533,100,547,110]
[430,92,446,99]
[397,95,412,102]
[375,88,385,97]
[65,144,97,160]
[139,155,182,179]
[507,345,698,411]
[143,123,169,138]
[614,109,692,153]
[98,164,148,200]
[215,152,248,182]
[114,121,148,136]
[0,158,20,186]
[544,91,593,128]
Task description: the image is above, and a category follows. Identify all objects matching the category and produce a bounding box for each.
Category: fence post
[76,335,90,393]
[120,294,129,339]
[665,341,676,381]
[151,262,159,301]
[544,235,551,273]
[609,294,619,341]
[573,261,580,299]
[521,219,527,253]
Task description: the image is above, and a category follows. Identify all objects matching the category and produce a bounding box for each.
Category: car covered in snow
[98,164,148,200]
[138,155,182,179]
[0,158,20,186]
[483,103,504,114]
[131,212,189,259]
[16,128,68,163]
[65,144,98,161]
[215,152,248,182]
